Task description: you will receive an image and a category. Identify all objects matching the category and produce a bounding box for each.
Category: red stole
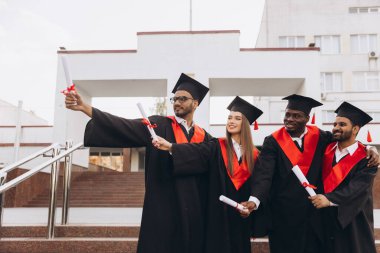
[272,125,320,176]
[167,116,205,144]
[218,138,259,190]
[322,142,366,193]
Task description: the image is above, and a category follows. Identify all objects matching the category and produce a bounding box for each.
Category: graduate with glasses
[64,73,213,253]
[153,96,263,253]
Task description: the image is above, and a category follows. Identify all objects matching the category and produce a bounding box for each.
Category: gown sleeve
[325,160,377,228]
[171,139,219,176]
[84,107,152,148]
[251,136,277,204]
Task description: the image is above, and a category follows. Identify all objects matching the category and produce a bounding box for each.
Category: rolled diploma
[61,55,73,86]
[219,195,248,213]
[291,165,316,197]
[137,103,158,141]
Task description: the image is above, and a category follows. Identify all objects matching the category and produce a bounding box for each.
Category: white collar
[174,115,194,133]
[174,115,194,127]
[231,138,242,160]
[333,141,359,156]
[231,138,240,147]
[291,127,308,140]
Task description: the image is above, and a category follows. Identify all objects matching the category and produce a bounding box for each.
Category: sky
[0,0,265,124]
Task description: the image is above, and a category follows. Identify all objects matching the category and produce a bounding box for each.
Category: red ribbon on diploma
[141,118,157,128]
[61,84,76,95]
[302,182,317,189]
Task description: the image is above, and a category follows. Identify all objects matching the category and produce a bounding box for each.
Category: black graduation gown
[83,108,213,253]
[251,128,332,253]
[323,158,377,253]
[171,139,255,253]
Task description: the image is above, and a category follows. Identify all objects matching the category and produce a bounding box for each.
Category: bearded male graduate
[65,73,212,253]
[310,102,377,253]
[250,94,379,253]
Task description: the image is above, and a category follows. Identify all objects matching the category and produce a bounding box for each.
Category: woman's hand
[152,136,173,152]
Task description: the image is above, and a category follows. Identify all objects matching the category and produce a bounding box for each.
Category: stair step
[23,171,146,208]
[1,238,380,253]
[0,226,140,238]
[0,238,269,253]
[1,227,380,253]
[23,204,143,207]
[0,237,138,253]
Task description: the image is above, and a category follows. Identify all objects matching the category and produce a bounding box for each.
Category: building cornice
[137,30,240,35]
[241,47,320,51]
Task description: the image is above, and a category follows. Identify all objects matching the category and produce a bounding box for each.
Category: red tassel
[253,121,259,130]
[367,130,372,143]
[61,84,76,95]
[311,113,315,124]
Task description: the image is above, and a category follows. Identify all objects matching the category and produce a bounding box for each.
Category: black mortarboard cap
[335,102,372,127]
[227,96,263,125]
[171,73,209,105]
[282,94,323,115]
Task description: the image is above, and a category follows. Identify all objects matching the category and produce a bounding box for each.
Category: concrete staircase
[0,226,139,253]
[0,225,379,253]
[1,171,379,253]
[0,225,271,253]
[23,171,145,207]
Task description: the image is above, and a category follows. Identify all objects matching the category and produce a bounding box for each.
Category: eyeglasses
[170,96,194,104]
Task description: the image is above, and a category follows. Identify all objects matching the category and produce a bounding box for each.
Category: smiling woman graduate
[153,96,263,253]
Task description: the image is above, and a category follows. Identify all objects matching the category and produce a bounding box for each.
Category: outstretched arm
[152,136,173,152]
[154,136,218,176]
[65,91,152,148]
[251,136,277,205]
[366,146,379,168]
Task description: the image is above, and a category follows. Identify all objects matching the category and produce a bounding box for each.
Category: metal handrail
[0,141,83,239]
[0,143,83,194]
[1,143,60,175]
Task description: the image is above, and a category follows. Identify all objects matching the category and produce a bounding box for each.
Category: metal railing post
[61,140,73,225]
[0,172,7,228]
[47,147,60,239]
[0,141,83,237]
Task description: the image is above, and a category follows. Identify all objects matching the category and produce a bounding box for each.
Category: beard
[332,129,352,142]
[174,103,194,118]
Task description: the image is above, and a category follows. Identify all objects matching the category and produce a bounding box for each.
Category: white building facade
[256,0,380,147]
[54,30,322,168]
[0,100,53,169]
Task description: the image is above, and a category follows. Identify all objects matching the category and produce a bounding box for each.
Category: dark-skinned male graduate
[64,73,212,253]
[310,101,377,253]
[249,94,379,253]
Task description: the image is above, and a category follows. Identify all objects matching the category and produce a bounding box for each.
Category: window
[349,6,380,14]
[360,7,369,13]
[320,73,343,92]
[351,34,377,53]
[323,111,336,123]
[279,36,305,48]
[88,149,123,171]
[352,72,380,91]
[315,36,340,54]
